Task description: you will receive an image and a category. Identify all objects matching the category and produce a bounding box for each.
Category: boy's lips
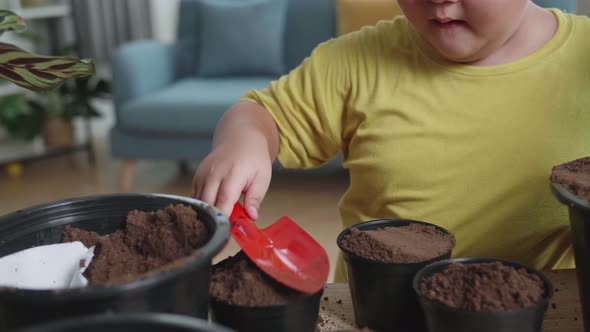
[431,18,467,29]
[435,17,454,23]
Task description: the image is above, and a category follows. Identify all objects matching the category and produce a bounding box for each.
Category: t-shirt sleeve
[240,35,355,169]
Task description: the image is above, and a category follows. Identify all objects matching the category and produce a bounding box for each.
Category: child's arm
[192,100,279,220]
[193,30,359,219]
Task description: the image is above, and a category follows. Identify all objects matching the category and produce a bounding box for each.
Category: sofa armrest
[112,41,177,110]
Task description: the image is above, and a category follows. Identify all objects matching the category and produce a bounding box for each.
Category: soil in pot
[419,261,546,312]
[550,156,590,202]
[550,156,590,332]
[209,251,301,306]
[63,204,209,286]
[339,223,456,263]
[209,252,322,332]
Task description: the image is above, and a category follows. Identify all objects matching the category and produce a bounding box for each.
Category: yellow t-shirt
[242,10,590,282]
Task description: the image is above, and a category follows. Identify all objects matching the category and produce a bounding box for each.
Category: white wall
[150,0,180,43]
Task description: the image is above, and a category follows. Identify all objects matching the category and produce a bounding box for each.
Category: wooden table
[318,269,583,331]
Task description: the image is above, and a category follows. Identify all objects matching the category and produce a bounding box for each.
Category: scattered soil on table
[315,314,373,332]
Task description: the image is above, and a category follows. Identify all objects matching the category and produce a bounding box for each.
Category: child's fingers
[244,172,271,221]
[191,171,202,198]
[216,174,247,218]
[200,177,221,208]
[192,161,211,199]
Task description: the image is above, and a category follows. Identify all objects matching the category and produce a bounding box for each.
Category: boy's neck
[470,5,558,66]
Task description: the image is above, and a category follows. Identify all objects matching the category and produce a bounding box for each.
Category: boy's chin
[433,43,484,64]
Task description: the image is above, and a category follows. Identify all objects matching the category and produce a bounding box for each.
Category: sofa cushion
[284,0,336,71]
[197,0,288,77]
[336,0,402,36]
[118,77,276,136]
[176,0,205,76]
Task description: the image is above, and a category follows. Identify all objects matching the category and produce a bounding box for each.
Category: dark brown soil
[62,204,208,285]
[340,224,455,263]
[209,252,301,306]
[551,156,590,201]
[419,262,546,312]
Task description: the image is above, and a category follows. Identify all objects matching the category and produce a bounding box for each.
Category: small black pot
[15,313,235,332]
[336,219,455,332]
[413,257,553,332]
[551,182,590,331]
[210,290,323,332]
[0,194,231,331]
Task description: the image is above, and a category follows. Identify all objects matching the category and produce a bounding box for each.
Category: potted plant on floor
[0,93,43,141]
[37,73,110,148]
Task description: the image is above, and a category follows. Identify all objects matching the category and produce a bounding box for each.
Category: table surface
[318,269,583,331]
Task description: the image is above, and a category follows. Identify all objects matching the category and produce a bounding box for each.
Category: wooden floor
[0,138,349,281]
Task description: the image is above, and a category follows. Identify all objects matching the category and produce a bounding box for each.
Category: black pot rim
[412,257,554,316]
[336,218,456,266]
[551,182,590,213]
[0,193,231,301]
[16,312,235,332]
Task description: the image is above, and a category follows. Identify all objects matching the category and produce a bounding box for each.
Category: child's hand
[192,142,272,220]
[191,101,279,220]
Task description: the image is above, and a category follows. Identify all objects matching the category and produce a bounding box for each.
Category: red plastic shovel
[228,202,330,294]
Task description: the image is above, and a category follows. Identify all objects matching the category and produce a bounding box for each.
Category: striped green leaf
[0,43,95,92]
[0,10,27,34]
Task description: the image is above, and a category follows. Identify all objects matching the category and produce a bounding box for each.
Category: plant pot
[336,219,455,332]
[413,258,553,332]
[15,313,235,332]
[208,252,323,332]
[0,193,231,331]
[210,291,323,332]
[551,182,590,331]
[42,116,74,149]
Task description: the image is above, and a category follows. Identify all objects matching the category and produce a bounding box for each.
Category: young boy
[192,0,590,282]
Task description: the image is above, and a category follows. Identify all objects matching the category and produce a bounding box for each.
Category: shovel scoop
[229,202,329,294]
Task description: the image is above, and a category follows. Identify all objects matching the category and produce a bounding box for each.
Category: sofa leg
[120,160,136,192]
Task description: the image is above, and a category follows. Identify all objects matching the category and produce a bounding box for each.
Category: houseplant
[0,10,94,90]
[0,93,43,140]
[0,9,95,143]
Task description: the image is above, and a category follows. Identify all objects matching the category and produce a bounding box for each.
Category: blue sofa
[110,0,338,188]
[535,0,576,12]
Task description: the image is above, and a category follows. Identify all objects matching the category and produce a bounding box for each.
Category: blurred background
[0,0,585,280]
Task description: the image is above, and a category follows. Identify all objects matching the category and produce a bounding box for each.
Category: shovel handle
[229,202,271,246]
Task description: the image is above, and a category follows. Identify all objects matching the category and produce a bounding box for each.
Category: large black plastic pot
[336,219,455,332]
[0,194,231,331]
[413,258,553,332]
[16,313,235,332]
[551,182,590,331]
